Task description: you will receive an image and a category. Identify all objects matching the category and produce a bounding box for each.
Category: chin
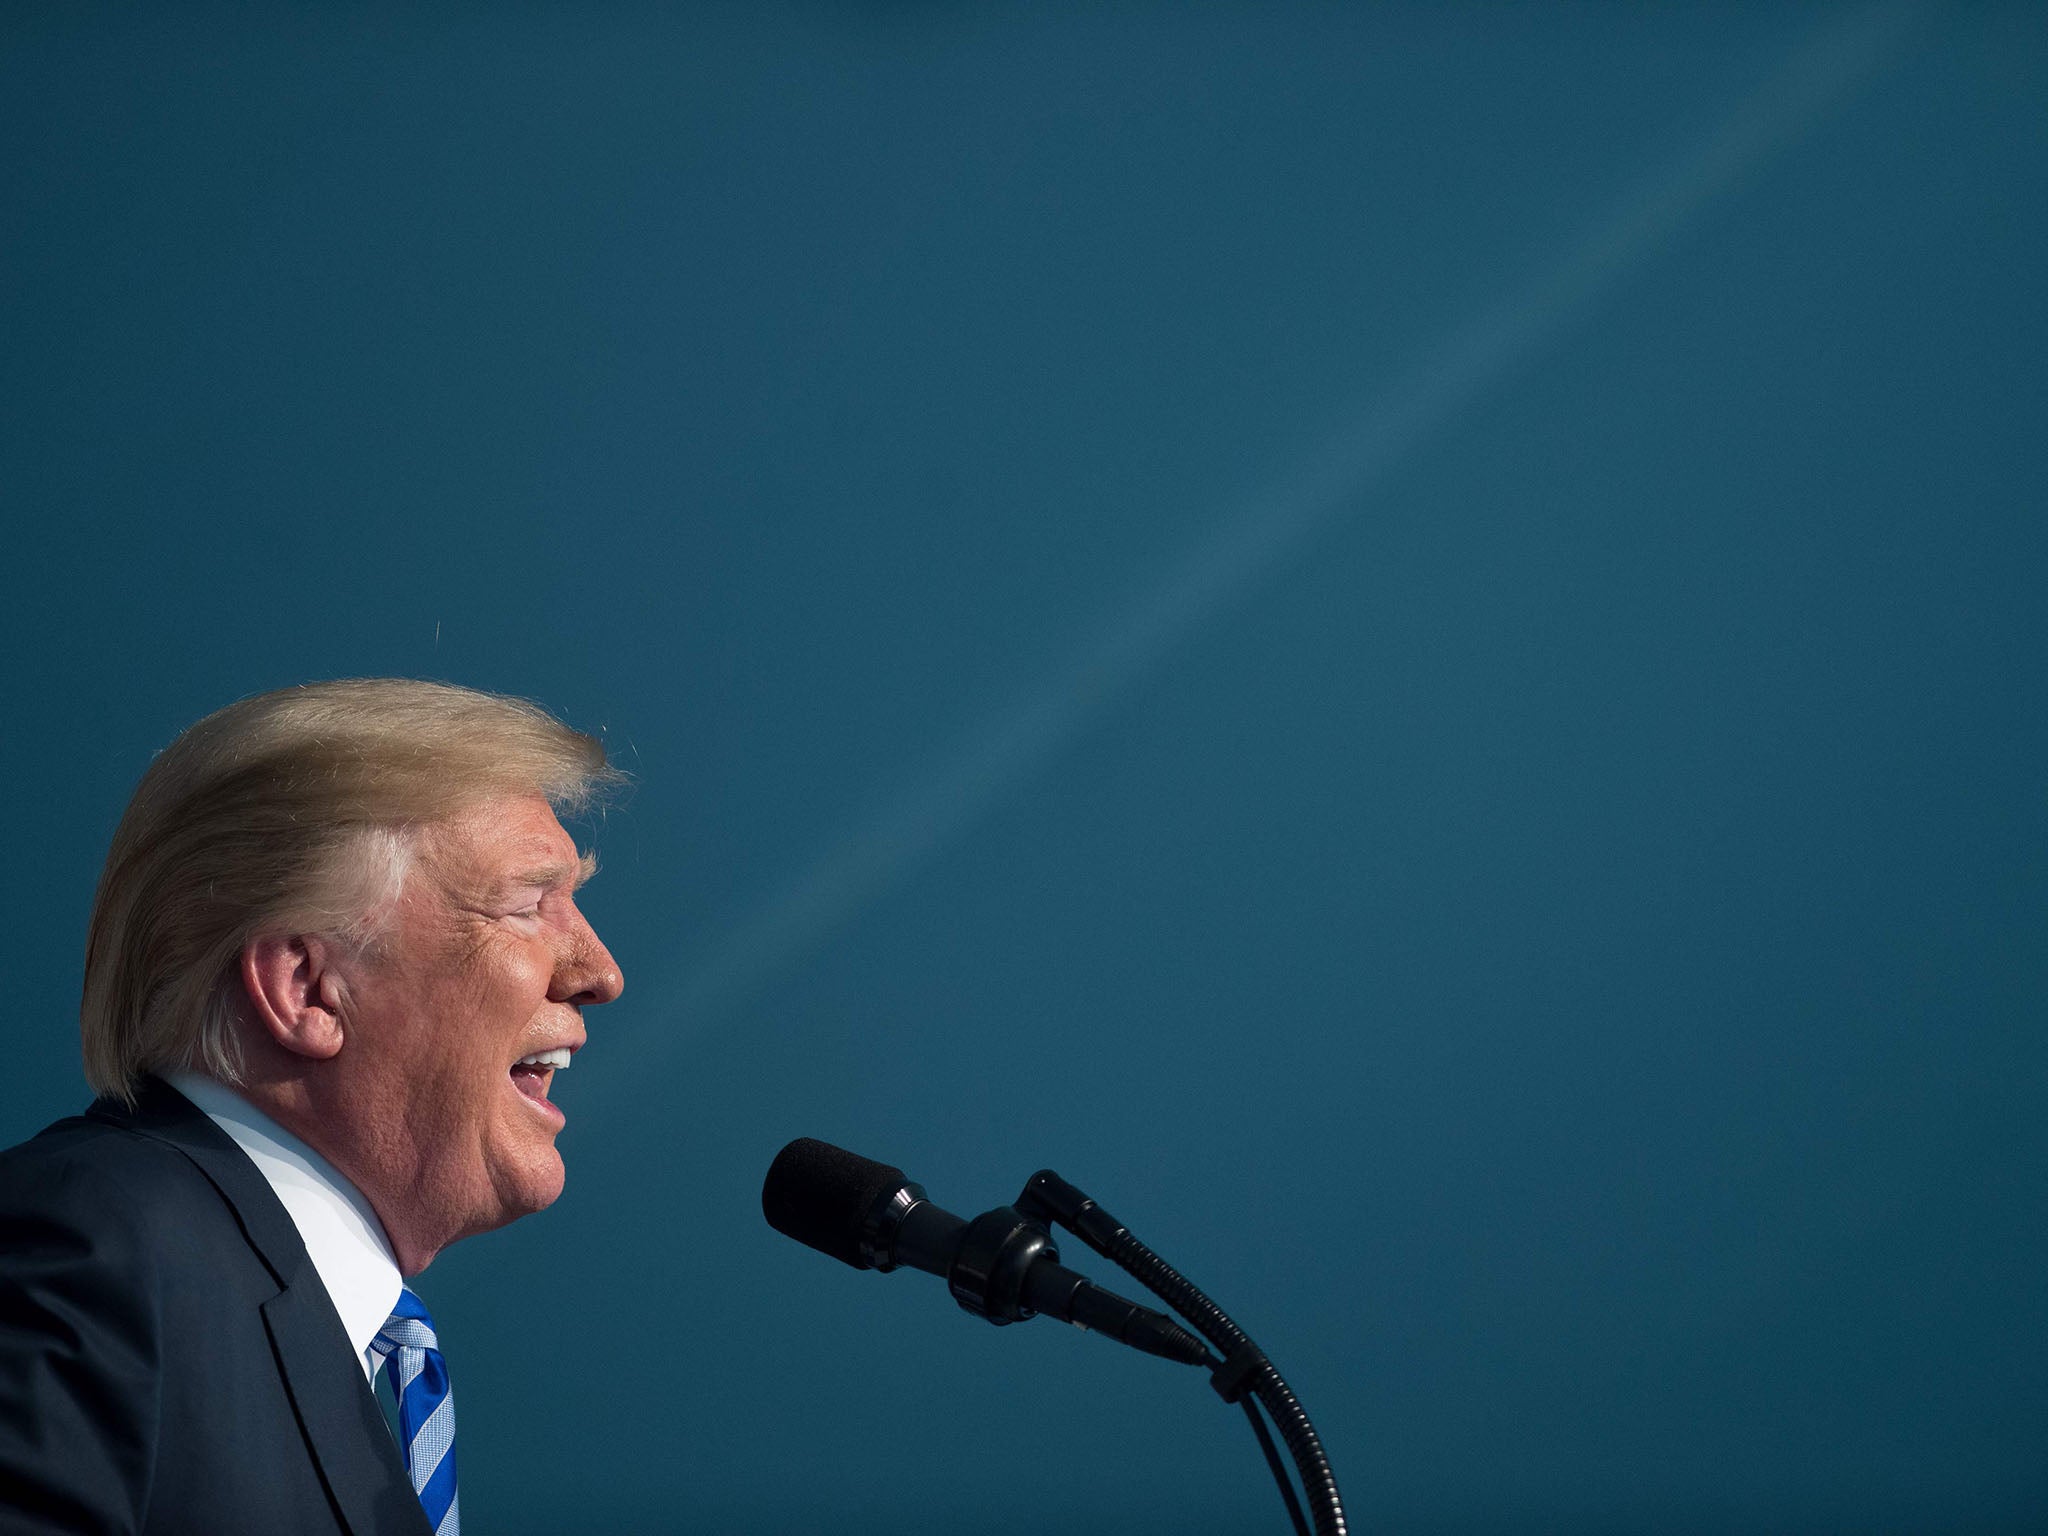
[483,1151,567,1231]
[516,1150,568,1214]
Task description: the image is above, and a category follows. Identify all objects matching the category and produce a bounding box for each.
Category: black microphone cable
[1016,1169,1346,1536]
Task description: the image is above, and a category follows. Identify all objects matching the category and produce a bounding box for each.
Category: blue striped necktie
[373,1286,460,1535]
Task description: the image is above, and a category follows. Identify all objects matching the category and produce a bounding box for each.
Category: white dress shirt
[167,1072,403,1382]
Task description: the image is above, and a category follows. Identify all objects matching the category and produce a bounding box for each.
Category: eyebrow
[504,849,600,896]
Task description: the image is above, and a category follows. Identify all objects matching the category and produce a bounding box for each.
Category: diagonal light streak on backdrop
[615,1,1924,1068]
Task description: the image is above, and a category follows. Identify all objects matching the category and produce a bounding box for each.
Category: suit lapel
[263,1281,435,1536]
[97,1080,433,1536]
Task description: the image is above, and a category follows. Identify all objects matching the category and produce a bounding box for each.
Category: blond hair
[81,678,623,1102]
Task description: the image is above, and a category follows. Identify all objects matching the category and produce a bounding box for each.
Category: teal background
[4,4,2045,1531]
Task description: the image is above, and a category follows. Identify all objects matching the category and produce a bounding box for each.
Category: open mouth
[509,1046,573,1117]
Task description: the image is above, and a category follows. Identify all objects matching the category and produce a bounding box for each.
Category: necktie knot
[375,1285,460,1535]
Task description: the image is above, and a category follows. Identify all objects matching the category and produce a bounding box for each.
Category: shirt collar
[166,1071,403,1381]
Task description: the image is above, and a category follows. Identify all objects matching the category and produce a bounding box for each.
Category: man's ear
[240,933,350,1061]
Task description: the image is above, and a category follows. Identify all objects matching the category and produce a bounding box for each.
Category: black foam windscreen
[762,1137,908,1270]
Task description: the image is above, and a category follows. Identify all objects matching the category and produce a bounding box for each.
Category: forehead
[420,794,583,887]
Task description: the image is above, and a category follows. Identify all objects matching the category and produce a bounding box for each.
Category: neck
[226,1051,453,1276]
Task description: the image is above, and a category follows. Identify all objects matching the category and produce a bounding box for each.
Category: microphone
[762,1137,1210,1367]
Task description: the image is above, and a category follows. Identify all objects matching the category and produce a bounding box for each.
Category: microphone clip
[947,1205,1059,1325]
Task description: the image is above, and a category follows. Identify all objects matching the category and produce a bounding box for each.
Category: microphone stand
[1015,1170,1348,1536]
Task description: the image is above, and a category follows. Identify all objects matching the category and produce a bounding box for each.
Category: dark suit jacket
[0,1078,433,1535]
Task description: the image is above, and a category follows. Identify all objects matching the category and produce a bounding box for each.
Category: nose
[551,907,624,1007]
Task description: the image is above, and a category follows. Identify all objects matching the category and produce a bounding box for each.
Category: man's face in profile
[329,793,624,1266]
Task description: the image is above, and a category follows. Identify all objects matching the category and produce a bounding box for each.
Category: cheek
[491,938,556,1008]
[458,937,556,1032]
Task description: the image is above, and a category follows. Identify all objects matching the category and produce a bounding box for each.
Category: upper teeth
[516,1048,572,1069]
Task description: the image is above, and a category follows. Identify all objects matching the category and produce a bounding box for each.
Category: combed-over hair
[80,678,623,1103]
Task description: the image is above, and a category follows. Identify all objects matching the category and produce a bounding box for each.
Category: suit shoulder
[0,1112,226,1235]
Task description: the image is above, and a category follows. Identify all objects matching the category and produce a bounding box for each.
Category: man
[0,679,626,1535]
